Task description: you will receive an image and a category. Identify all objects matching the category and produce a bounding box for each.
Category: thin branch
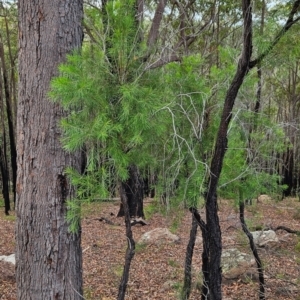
[250,0,300,68]
[240,202,265,300]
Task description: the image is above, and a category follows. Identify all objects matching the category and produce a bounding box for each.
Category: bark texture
[16,1,83,299]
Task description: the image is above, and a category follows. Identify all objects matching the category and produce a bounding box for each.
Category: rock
[0,254,15,265]
[222,248,256,282]
[257,194,272,203]
[138,228,180,245]
[251,230,279,247]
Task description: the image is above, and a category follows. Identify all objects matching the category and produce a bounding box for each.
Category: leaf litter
[0,197,300,299]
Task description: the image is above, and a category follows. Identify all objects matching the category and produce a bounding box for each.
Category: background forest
[1,0,300,299]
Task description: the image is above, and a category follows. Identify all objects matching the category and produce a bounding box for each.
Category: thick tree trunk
[117,164,145,219]
[16,1,84,299]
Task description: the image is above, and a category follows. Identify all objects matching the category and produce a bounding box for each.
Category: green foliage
[49,1,297,234]
[144,200,163,219]
[135,242,147,253]
[295,240,300,253]
[168,258,180,268]
[50,1,174,231]
[153,55,215,207]
[5,214,16,221]
[219,104,288,203]
[66,199,81,233]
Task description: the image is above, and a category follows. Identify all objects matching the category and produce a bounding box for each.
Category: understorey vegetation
[1,0,300,299]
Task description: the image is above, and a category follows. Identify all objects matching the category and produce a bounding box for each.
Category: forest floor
[1,196,300,300]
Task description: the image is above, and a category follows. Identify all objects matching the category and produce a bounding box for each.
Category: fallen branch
[94,217,117,226]
[130,218,148,226]
[273,226,300,236]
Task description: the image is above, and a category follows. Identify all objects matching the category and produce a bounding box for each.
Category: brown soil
[1,196,300,299]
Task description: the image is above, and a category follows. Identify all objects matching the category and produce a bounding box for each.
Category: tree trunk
[182,209,198,300]
[117,182,136,300]
[192,208,210,300]
[239,201,265,300]
[282,148,295,196]
[0,143,10,215]
[0,68,10,215]
[0,42,17,206]
[117,164,145,219]
[203,1,253,299]
[16,1,84,299]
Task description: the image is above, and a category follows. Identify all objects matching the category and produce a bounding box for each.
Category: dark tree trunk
[182,207,210,299]
[202,1,253,299]
[239,202,265,300]
[181,210,198,300]
[0,42,17,206]
[117,164,145,219]
[0,68,10,215]
[16,1,84,299]
[194,210,210,300]
[0,142,10,215]
[118,182,136,300]
[282,148,296,196]
[143,170,156,198]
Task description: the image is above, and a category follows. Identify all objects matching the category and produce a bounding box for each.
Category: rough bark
[203,1,253,299]
[16,1,84,299]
